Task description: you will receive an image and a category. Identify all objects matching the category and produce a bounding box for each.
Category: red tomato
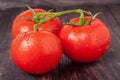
[10,31,62,74]
[12,9,62,39]
[59,17,111,62]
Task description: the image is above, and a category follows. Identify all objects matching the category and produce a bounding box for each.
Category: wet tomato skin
[59,17,111,62]
[12,9,45,39]
[12,9,62,39]
[10,31,62,74]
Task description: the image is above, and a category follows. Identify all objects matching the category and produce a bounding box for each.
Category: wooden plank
[0,5,120,80]
[0,2,54,9]
[106,4,120,27]
[41,0,120,6]
[0,0,120,9]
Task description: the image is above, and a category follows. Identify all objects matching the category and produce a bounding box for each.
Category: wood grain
[0,0,120,9]
[40,0,120,6]
[0,4,120,80]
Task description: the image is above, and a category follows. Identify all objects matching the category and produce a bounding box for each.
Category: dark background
[0,0,120,8]
[0,0,120,80]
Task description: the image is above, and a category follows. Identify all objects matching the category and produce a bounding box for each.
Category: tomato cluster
[10,8,111,74]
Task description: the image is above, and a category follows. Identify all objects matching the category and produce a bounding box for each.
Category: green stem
[26,5,36,16]
[79,11,84,26]
[92,12,101,20]
[33,9,92,31]
[36,9,92,16]
[33,24,38,31]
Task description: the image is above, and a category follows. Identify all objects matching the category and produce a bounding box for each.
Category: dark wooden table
[0,1,120,80]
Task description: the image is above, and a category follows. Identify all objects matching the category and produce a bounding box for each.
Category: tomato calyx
[66,12,101,27]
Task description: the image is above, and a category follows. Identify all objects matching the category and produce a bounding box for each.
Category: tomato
[59,17,111,62]
[10,31,62,74]
[12,9,62,39]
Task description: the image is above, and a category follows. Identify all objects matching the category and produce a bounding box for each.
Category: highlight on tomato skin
[10,31,62,74]
[59,17,111,63]
[12,9,62,39]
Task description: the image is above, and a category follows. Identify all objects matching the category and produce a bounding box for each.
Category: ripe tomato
[59,17,111,62]
[10,31,62,74]
[12,9,62,39]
